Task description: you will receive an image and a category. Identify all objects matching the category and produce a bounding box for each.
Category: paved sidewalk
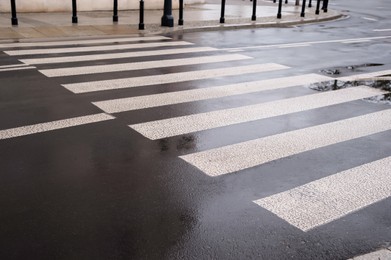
[0,0,343,41]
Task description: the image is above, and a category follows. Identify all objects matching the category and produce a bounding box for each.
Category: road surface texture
[0,0,390,259]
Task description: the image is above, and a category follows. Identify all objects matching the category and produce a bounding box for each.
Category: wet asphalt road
[0,0,390,259]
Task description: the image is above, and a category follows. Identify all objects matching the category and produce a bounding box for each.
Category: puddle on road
[315,63,390,105]
[308,78,391,105]
[320,63,384,76]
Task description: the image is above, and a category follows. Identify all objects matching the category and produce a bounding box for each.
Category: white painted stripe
[254,156,391,231]
[39,54,252,77]
[352,248,391,260]
[94,74,332,113]
[362,17,378,21]
[179,109,391,176]
[0,64,28,69]
[373,29,391,32]
[222,36,391,51]
[342,40,371,44]
[374,76,391,81]
[0,66,36,72]
[5,41,193,56]
[0,36,170,48]
[130,86,383,140]
[339,70,391,81]
[63,63,289,94]
[0,113,115,140]
[20,47,218,65]
[277,44,311,48]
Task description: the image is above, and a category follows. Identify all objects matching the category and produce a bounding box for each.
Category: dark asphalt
[0,0,390,259]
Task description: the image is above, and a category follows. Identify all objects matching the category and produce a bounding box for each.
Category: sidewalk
[0,0,343,41]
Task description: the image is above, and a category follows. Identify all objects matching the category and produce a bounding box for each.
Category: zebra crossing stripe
[253,156,391,232]
[129,86,384,140]
[338,69,391,81]
[39,54,252,77]
[0,36,170,48]
[0,64,29,69]
[0,66,36,72]
[19,47,218,65]
[4,41,193,56]
[63,63,289,94]
[179,109,391,176]
[94,74,332,113]
[0,113,115,140]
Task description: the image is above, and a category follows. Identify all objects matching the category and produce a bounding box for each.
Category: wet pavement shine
[0,0,391,259]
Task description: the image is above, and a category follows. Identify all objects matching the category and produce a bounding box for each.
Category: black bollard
[308,0,312,8]
[251,0,257,21]
[72,0,78,23]
[323,0,328,12]
[220,0,226,23]
[113,0,118,22]
[273,0,276,3]
[178,0,184,25]
[285,0,288,4]
[315,0,321,15]
[277,0,283,19]
[10,0,18,26]
[161,0,174,27]
[300,0,306,17]
[139,0,145,29]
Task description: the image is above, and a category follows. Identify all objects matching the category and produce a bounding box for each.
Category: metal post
[113,0,118,22]
[139,0,145,29]
[308,0,312,8]
[315,0,321,15]
[72,0,78,23]
[273,0,276,3]
[220,0,226,23]
[285,0,288,4]
[300,0,306,17]
[277,0,283,19]
[323,0,328,12]
[10,0,18,26]
[178,0,184,25]
[161,0,174,27]
[251,0,257,21]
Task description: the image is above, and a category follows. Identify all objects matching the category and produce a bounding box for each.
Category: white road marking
[362,17,378,21]
[4,41,193,56]
[0,113,115,140]
[254,156,391,232]
[179,109,391,176]
[339,70,391,81]
[94,74,332,113]
[0,64,28,69]
[0,66,36,72]
[0,36,170,48]
[352,248,391,260]
[222,36,391,51]
[130,86,383,140]
[277,44,311,48]
[342,40,371,44]
[39,54,252,77]
[373,29,391,32]
[19,47,218,65]
[63,63,289,94]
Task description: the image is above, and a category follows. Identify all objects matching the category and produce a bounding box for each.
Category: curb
[151,13,346,35]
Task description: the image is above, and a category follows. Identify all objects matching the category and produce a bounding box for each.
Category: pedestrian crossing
[40,54,252,77]
[62,63,288,94]
[130,86,383,140]
[1,35,390,233]
[254,156,391,232]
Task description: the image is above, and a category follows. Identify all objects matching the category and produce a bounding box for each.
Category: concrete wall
[0,0,203,12]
